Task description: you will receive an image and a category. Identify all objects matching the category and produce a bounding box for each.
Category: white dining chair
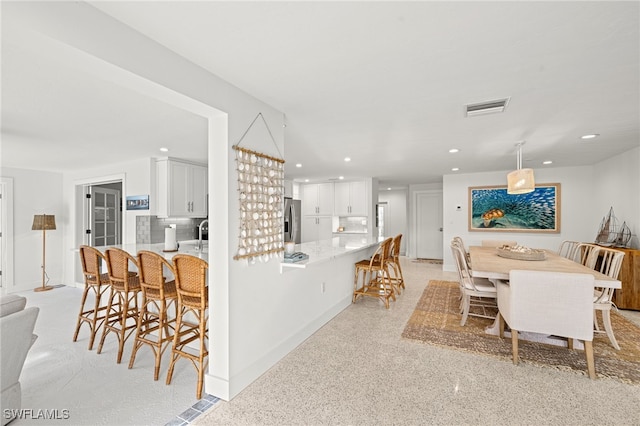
[557,240,581,260]
[451,242,496,326]
[497,270,596,379]
[589,247,625,350]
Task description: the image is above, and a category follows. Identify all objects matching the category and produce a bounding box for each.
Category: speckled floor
[194,258,640,426]
[13,285,215,426]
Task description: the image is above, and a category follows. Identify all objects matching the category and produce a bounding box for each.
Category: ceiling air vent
[465,98,510,117]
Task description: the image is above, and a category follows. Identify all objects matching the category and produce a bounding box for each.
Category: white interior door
[415,191,443,259]
[90,187,121,246]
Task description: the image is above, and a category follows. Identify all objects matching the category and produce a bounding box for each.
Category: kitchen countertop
[280,235,381,272]
[90,240,209,261]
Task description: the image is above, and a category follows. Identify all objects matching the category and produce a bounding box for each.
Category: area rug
[412,258,443,264]
[401,280,640,385]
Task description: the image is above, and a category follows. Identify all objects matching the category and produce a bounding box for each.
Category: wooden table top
[469,245,621,289]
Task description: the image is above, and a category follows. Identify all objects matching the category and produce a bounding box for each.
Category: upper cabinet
[302,183,334,216]
[334,181,368,216]
[156,158,208,218]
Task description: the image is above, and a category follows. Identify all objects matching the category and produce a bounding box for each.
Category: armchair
[1,295,39,425]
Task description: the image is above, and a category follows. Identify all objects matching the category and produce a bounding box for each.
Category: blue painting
[468,184,560,233]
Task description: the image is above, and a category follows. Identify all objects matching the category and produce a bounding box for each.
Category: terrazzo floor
[10,259,640,425]
[193,258,640,426]
[11,285,216,426]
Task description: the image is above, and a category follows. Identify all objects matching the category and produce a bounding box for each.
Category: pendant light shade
[507,142,535,194]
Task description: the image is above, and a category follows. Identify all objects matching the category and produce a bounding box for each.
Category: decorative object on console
[468,183,560,233]
[32,214,56,292]
[233,112,285,264]
[595,207,632,247]
[506,141,535,194]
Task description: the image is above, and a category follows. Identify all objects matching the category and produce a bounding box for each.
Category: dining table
[468,245,621,289]
[468,245,621,341]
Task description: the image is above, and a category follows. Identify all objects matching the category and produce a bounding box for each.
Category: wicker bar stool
[166,254,209,399]
[352,237,395,309]
[73,245,111,350]
[129,251,178,380]
[387,234,405,295]
[97,247,141,364]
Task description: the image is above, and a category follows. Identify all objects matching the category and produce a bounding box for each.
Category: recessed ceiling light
[304,179,309,183]
[160,147,169,152]
[449,148,459,153]
[451,167,459,171]
[387,187,392,191]
[581,134,599,139]
[344,157,351,162]
[295,163,302,168]
[543,160,553,165]
[339,176,344,180]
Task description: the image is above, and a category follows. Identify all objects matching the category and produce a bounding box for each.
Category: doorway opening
[377,202,387,239]
[86,182,122,246]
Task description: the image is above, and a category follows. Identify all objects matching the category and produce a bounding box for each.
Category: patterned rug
[402,280,640,385]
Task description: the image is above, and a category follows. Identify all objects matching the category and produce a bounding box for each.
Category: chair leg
[73,286,90,344]
[128,295,147,371]
[498,313,504,339]
[584,340,596,379]
[460,294,470,326]
[97,288,117,355]
[601,309,621,350]
[166,305,183,386]
[116,292,129,364]
[511,329,519,365]
[87,286,107,350]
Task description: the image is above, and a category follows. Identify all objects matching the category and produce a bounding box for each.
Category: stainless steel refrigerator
[284,198,301,244]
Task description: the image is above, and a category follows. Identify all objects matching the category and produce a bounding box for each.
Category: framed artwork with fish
[468,183,561,233]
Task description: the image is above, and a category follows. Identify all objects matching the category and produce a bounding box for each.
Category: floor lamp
[32,214,56,292]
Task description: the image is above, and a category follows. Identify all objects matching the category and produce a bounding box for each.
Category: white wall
[378,189,408,254]
[61,158,154,286]
[442,147,640,271]
[593,147,640,249]
[0,167,63,293]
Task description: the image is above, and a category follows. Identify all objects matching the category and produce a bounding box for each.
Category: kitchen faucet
[197,219,208,251]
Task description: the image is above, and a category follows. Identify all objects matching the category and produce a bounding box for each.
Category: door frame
[74,174,126,284]
[410,189,443,259]
[0,178,14,294]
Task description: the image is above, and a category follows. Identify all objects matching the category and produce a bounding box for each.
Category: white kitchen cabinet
[302,216,333,243]
[334,180,368,216]
[302,183,334,216]
[156,158,208,218]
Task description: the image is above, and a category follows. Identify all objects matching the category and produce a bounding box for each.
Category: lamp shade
[507,168,535,194]
[32,214,56,231]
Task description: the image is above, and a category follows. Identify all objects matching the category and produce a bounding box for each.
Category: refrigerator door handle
[291,203,298,243]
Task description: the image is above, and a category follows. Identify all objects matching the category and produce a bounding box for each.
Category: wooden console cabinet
[611,247,640,311]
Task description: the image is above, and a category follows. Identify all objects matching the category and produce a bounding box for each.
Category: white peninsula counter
[280,235,381,273]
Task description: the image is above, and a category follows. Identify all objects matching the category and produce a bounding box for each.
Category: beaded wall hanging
[232,113,285,263]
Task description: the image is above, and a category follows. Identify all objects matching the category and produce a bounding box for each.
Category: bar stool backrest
[172,255,209,310]
[79,245,107,285]
[137,250,175,300]
[105,248,138,292]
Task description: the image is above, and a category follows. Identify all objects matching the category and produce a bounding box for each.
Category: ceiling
[2,1,639,188]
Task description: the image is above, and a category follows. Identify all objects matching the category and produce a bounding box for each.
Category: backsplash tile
[136,216,206,244]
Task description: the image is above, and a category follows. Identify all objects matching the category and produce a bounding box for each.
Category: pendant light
[507,142,535,194]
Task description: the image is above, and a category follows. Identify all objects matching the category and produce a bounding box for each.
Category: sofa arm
[1,306,39,392]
